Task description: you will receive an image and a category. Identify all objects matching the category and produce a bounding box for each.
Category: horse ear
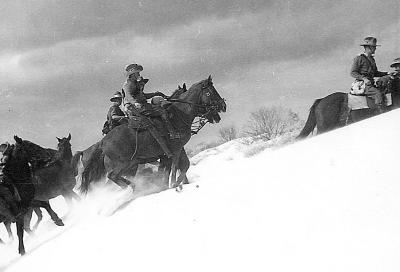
[14,135,22,144]
[183,83,187,90]
[178,85,181,89]
[56,137,61,142]
[208,75,212,82]
[67,133,71,141]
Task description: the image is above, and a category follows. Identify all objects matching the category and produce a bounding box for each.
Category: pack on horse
[79,76,226,194]
[297,75,400,138]
[0,136,64,255]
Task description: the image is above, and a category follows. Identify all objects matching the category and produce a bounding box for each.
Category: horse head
[56,133,73,162]
[194,75,226,123]
[13,135,52,169]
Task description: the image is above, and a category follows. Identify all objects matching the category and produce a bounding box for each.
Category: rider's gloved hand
[363,78,372,86]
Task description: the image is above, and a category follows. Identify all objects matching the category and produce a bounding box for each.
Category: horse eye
[206,92,211,97]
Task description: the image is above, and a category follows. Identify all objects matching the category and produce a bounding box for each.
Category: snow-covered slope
[2,109,400,272]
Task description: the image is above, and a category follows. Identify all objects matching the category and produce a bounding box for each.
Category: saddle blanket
[348,93,392,110]
[127,116,168,136]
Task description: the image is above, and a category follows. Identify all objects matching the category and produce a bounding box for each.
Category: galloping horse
[297,76,400,138]
[22,134,80,233]
[0,136,64,255]
[79,76,226,194]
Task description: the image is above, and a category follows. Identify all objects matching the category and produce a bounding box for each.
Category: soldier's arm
[375,70,389,77]
[110,107,126,120]
[144,91,166,99]
[350,56,365,80]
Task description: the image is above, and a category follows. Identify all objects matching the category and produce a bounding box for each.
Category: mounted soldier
[102,91,127,135]
[389,57,400,78]
[122,63,180,139]
[350,37,389,112]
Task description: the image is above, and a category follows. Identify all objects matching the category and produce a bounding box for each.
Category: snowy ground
[1,109,400,272]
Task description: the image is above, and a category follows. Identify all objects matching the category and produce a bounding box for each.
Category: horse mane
[170,85,187,99]
[170,78,210,100]
[21,140,57,167]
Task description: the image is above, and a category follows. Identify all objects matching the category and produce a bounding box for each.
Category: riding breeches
[364,85,384,105]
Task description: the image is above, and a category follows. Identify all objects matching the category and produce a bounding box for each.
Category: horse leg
[5,221,13,241]
[159,157,172,189]
[16,218,25,255]
[170,150,182,189]
[31,207,43,232]
[105,156,135,190]
[23,208,34,234]
[30,200,64,226]
[179,148,190,185]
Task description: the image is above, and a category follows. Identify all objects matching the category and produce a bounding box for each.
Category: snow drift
[2,109,400,272]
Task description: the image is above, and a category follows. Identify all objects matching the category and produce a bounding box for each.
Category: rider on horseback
[350,37,389,112]
[122,63,180,139]
[390,58,400,76]
[103,91,127,135]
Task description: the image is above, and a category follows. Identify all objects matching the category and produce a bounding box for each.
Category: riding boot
[161,113,180,139]
[374,93,385,114]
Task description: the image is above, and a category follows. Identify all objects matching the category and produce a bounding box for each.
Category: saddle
[127,115,173,158]
[348,93,392,111]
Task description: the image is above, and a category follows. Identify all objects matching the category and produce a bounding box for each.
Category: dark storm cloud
[2,0,398,54]
[0,0,271,51]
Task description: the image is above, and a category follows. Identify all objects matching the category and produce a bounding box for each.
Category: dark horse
[71,84,190,183]
[79,76,226,194]
[297,76,400,138]
[0,136,64,255]
[22,134,80,233]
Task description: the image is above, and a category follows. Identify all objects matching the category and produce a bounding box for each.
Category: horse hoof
[54,219,64,226]
[175,185,183,192]
[19,249,26,255]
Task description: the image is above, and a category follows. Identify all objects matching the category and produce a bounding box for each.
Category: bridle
[166,83,224,134]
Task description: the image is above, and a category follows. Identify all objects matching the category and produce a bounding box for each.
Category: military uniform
[102,91,126,135]
[350,37,388,107]
[122,63,179,139]
[107,104,126,130]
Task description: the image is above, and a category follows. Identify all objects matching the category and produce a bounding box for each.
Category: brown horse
[0,136,64,255]
[0,135,78,242]
[79,76,226,194]
[297,76,400,138]
[71,84,190,180]
[24,134,80,233]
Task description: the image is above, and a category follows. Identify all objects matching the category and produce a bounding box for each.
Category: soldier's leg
[364,85,383,106]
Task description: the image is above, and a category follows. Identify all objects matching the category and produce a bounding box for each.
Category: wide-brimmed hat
[125,63,143,77]
[110,91,123,102]
[390,57,400,67]
[360,37,380,47]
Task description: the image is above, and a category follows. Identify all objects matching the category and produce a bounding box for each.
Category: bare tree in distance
[219,126,238,143]
[244,106,300,140]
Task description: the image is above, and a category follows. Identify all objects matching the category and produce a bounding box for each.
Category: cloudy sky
[0,0,399,150]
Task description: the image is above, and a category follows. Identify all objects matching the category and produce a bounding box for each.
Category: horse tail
[79,147,105,194]
[71,151,83,176]
[296,98,322,139]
